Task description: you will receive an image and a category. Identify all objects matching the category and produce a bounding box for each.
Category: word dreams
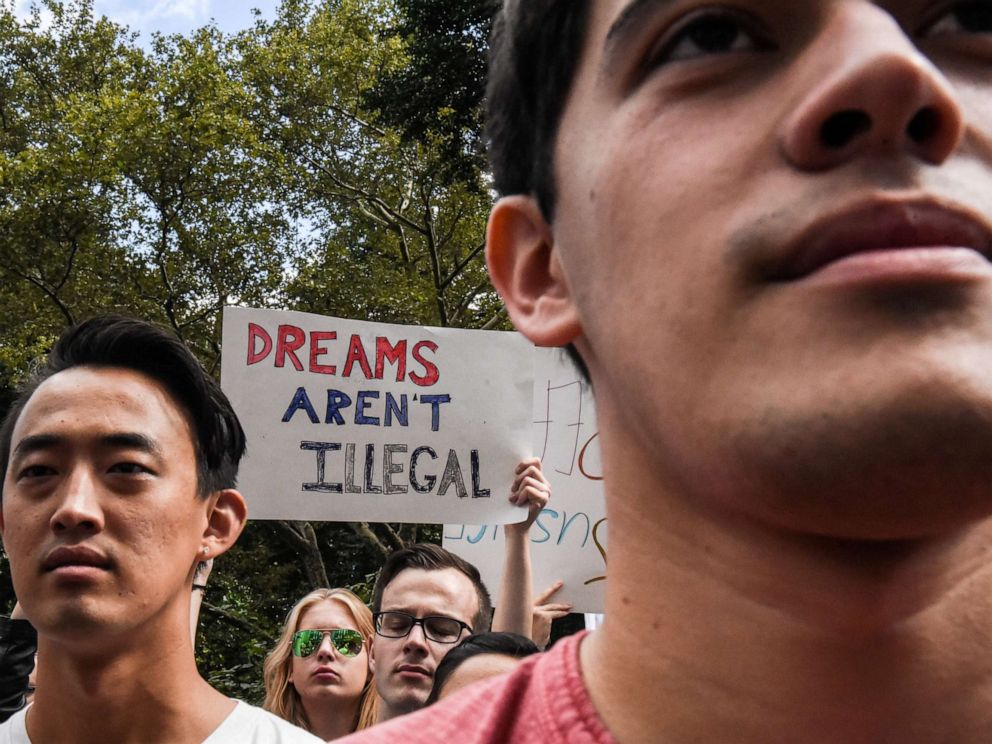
[247,323,440,386]
[302,441,491,499]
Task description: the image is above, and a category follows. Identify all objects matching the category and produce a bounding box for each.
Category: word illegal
[301,441,491,499]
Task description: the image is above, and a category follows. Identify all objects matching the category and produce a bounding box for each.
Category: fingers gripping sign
[506,457,551,535]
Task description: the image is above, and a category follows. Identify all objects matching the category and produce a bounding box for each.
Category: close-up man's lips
[41,545,112,572]
[772,199,992,281]
[396,663,431,677]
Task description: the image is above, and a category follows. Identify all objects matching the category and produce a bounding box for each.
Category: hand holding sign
[506,457,551,533]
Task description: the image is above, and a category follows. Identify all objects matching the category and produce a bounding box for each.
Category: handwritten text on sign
[445,347,608,613]
[221,307,533,524]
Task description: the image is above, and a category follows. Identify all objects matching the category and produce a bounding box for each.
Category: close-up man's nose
[780,7,965,171]
[49,468,104,534]
[403,622,429,649]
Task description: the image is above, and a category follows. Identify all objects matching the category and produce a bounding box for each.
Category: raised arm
[491,458,550,636]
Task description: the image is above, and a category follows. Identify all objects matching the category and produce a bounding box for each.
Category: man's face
[543,0,992,540]
[1,366,211,645]
[370,567,479,715]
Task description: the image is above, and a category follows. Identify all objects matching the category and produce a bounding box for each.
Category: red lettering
[309,331,337,375]
[409,341,440,387]
[275,325,306,371]
[342,334,373,379]
[246,323,272,365]
[375,337,407,382]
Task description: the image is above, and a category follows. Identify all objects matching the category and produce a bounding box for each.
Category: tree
[364,0,495,186]
[0,0,500,701]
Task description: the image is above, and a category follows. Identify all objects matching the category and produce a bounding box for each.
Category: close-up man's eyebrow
[11,431,163,462]
[11,433,62,462]
[101,432,162,457]
[603,0,677,68]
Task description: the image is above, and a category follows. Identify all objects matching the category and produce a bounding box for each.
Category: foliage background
[0,0,534,703]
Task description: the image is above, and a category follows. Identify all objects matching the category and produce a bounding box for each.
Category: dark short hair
[486,1,594,379]
[485,0,593,222]
[426,631,539,704]
[371,543,493,633]
[0,315,246,498]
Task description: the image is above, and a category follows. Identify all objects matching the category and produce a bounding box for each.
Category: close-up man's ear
[368,638,377,675]
[201,488,248,558]
[486,195,582,347]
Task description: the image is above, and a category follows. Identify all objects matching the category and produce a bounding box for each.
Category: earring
[201,546,210,557]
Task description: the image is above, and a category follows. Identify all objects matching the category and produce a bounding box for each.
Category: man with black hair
[344,1,992,742]
[0,316,320,743]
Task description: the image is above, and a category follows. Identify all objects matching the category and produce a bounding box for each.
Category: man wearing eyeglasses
[368,543,490,722]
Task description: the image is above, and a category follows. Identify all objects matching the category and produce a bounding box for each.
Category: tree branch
[349,521,391,560]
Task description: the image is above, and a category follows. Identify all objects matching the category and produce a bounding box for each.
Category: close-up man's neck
[377,698,416,724]
[579,395,992,744]
[27,619,233,743]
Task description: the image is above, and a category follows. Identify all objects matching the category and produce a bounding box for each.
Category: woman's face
[290,600,370,709]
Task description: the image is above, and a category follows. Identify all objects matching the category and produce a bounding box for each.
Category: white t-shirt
[0,701,323,743]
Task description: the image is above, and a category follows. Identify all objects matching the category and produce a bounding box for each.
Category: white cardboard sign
[221,307,533,524]
[444,347,608,613]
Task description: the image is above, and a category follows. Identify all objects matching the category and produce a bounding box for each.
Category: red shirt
[340,631,615,744]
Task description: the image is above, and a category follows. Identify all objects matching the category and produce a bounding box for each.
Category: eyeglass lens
[376,612,465,643]
[292,629,364,658]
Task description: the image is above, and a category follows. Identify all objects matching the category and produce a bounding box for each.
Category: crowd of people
[0,316,564,742]
[3,0,992,741]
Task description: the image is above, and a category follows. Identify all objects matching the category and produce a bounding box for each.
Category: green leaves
[0,0,508,700]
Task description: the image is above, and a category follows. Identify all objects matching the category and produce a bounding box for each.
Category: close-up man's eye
[108,462,151,475]
[646,8,772,68]
[17,464,55,480]
[924,1,992,35]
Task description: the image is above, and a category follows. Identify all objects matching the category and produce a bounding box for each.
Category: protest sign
[221,307,533,524]
[444,347,607,613]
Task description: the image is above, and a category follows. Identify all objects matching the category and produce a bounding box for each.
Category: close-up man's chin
[715,389,992,543]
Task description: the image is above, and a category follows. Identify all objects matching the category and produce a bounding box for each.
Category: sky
[13,0,282,41]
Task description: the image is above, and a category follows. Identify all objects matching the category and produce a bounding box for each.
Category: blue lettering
[532,508,556,544]
[282,387,319,423]
[558,511,591,547]
[384,393,409,427]
[355,390,381,426]
[419,394,451,432]
[324,390,352,425]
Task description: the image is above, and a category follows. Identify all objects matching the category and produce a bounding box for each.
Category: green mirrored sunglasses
[291,628,364,658]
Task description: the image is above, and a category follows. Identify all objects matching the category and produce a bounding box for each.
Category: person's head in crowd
[264,588,378,739]
[426,632,539,704]
[0,316,285,741]
[479,0,992,741]
[369,543,491,720]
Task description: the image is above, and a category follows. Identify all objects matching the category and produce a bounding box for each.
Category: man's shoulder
[204,701,323,744]
[340,631,614,744]
[0,707,29,744]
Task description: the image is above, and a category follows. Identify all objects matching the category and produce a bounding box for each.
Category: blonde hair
[263,588,379,732]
